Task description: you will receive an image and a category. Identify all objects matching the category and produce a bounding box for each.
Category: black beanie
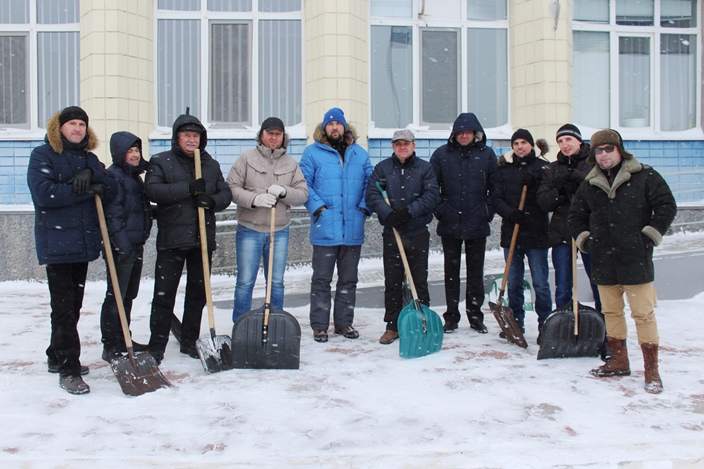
[511,128,534,147]
[556,123,582,142]
[59,106,89,126]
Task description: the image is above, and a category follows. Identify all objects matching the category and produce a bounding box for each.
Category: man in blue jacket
[430,113,499,334]
[300,108,373,343]
[366,129,441,344]
[27,106,117,395]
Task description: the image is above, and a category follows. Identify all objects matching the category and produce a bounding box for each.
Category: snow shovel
[489,185,529,349]
[375,182,443,358]
[192,149,234,373]
[231,202,301,369]
[537,239,605,359]
[95,195,172,396]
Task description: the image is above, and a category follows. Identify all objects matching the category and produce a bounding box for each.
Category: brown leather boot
[641,343,663,394]
[590,336,631,377]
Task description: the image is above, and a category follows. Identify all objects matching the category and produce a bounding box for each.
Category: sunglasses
[594,145,616,155]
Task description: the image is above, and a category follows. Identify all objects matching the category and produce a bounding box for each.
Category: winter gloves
[508,210,524,224]
[385,207,411,228]
[267,184,286,198]
[91,183,106,199]
[521,171,537,189]
[253,193,277,208]
[189,178,206,195]
[70,168,93,195]
[194,194,216,209]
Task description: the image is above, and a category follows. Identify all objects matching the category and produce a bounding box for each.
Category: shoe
[334,326,359,339]
[59,375,90,395]
[443,321,458,333]
[313,330,329,343]
[379,330,399,345]
[469,321,488,334]
[101,347,123,363]
[180,344,199,359]
[149,350,164,366]
[47,359,89,376]
[499,327,525,339]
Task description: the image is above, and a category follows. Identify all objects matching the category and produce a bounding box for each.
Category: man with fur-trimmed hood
[27,105,117,395]
[568,129,676,394]
[299,108,373,343]
[227,117,308,323]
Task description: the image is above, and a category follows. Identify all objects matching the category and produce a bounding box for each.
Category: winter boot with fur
[641,343,664,394]
[590,336,631,377]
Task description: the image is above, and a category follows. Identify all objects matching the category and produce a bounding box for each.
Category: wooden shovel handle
[194,149,216,338]
[496,185,528,307]
[572,238,579,336]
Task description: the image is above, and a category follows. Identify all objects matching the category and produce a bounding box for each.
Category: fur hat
[588,129,633,163]
[59,106,89,126]
[511,128,534,147]
[556,123,582,142]
[322,107,347,130]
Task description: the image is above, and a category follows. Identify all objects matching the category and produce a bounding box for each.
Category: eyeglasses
[594,145,616,155]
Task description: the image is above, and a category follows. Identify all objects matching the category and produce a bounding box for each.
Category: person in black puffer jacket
[494,129,552,342]
[99,131,153,362]
[145,113,232,363]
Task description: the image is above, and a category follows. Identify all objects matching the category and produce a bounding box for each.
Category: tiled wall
[3,138,703,204]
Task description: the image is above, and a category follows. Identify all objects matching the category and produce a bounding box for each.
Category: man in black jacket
[366,129,440,345]
[145,114,232,363]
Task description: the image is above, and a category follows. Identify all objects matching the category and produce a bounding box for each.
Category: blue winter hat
[322,107,347,130]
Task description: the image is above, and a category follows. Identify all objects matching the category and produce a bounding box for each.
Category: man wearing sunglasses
[568,129,676,394]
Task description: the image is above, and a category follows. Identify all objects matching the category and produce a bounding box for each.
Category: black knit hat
[59,106,89,126]
[556,123,582,142]
[511,128,534,147]
[260,117,285,133]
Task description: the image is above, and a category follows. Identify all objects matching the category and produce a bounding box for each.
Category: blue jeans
[233,225,289,322]
[551,242,602,311]
[503,247,552,330]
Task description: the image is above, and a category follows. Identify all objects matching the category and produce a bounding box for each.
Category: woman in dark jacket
[494,129,551,341]
[99,131,153,361]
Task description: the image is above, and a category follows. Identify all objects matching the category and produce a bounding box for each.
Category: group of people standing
[27,105,675,396]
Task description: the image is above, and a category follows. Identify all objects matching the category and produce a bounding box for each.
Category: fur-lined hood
[313,122,359,146]
[45,111,99,154]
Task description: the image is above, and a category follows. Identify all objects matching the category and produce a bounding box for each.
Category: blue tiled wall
[3,138,703,204]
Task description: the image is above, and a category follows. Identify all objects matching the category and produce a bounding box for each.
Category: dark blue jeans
[309,244,362,331]
[551,242,602,311]
[504,247,552,330]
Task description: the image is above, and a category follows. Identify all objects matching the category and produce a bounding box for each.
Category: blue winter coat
[430,112,498,240]
[27,111,117,265]
[104,131,153,254]
[299,123,373,246]
[366,153,441,238]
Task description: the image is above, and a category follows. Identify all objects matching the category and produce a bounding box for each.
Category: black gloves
[563,179,580,195]
[508,209,524,224]
[194,194,216,209]
[70,168,93,195]
[189,178,206,195]
[385,208,411,228]
[521,171,537,189]
[91,183,106,199]
[313,206,327,222]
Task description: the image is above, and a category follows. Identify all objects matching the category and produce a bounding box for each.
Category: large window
[156,0,302,129]
[0,0,79,130]
[370,0,509,131]
[573,0,699,132]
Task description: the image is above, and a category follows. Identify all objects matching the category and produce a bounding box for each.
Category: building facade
[1,0,703,204]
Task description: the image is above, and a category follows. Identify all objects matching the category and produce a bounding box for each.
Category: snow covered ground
[1,232,703,468]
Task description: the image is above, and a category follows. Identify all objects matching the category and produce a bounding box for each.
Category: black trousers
[309,245,362,331]
[148,248,211,352]
[100,245,144,349]
[382,230,430,331]
[46,262,88,376]
[441,236,487,324]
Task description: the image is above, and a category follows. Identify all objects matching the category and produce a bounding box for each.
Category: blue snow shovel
[375,182,443,358]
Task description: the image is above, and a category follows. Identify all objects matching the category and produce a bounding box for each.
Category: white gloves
[253,193,277,208]
[267,184,286,198]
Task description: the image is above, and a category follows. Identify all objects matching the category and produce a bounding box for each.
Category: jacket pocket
[310,208,334,241]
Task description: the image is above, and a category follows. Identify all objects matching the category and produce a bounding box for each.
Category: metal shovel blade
[537,304,605,360]
[196,333,234,373]
[110,352,172,397]
[489,301,529,348]
[231,305,301,369]
[398,301,444,359]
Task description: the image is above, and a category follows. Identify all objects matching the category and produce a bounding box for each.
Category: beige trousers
[597,283,659,345]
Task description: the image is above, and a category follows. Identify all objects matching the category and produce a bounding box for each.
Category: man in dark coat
[366,129,440,345]
[100,131,153,362]
[430,112,498,334]
[536,124,601,312]
[494,129,552,342]
[27,105,117,395]
[145,114,232,363]
[568,129,676,394]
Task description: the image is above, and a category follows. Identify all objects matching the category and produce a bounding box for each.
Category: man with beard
[299,108,373,343]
